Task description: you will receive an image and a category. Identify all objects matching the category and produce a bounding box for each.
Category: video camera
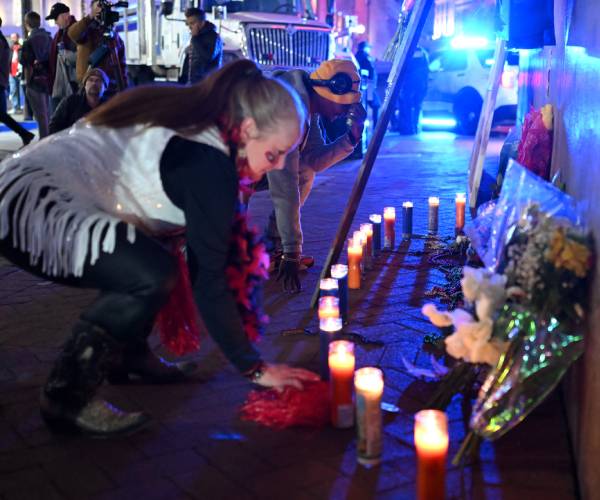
[96,0,129,31]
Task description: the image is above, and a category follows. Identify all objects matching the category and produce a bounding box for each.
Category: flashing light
[484,58,495,66]
[421,116,457,128]
[501,69,517,88]
[450,35,489,50]
[349,24,366,35]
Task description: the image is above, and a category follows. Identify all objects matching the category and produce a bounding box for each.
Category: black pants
[0,224,177,342]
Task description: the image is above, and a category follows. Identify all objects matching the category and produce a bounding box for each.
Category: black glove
[276,252,302,293]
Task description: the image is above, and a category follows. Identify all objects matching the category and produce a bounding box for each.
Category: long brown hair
[86,59,306,136]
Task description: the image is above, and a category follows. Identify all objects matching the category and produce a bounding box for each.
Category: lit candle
[360,223,373,269]
[369,214,382,253]
[347,238,362,289]
[319,278,339,299]
[319,317,343,381]
[330,264,349,324]
[414,410,449,500]
[318,296,340,320]
[355,367,384,467]
[328,340,355,429]
[383,207,396,250]
[428,197,439,233]
[455,193,466,231]
[353,230,366,273]
[402,201,413,238]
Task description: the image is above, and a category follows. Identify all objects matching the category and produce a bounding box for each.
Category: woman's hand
[256,363,320,392]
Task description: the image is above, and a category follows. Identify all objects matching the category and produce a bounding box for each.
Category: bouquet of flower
[420,161,593,463]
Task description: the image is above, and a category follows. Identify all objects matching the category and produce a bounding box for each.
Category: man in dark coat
[183,8,222,85]
[49,67,108,134]
[354,41,381,128]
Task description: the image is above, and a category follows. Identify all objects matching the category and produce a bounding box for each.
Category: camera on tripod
[96,0,129,31]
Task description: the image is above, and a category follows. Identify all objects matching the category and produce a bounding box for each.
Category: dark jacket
[20,28,53,93]
[0,30,9,89]
[187,22,222,84]
[49,92,107,134]
[49,15,78,87]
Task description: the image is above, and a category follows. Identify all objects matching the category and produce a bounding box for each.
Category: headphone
[310,72,360,95]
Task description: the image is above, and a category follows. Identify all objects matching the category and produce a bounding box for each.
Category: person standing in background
[8,33,23,114]
[0,17,35,146]
[354,41,381,129]
[182,8,222,85]
[20,11,53,138]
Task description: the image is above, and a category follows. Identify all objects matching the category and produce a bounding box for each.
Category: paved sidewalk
[0,131,577,499]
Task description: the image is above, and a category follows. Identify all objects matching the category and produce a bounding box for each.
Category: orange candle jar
[328,340,355,429]
[360,223,374,268]
[383,207,396,250]
[318,296,340,320]
[455,193,466,231]
[414,410,449,500]
[347,238,362,289]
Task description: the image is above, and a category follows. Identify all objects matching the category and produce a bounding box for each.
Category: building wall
[519,0,600,497]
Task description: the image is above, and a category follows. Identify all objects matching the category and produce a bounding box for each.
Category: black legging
[0,223,177,341]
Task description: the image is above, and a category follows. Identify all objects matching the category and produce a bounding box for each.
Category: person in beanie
[257,59,366,292]
[46,2,78,111]
[49,67,109,134]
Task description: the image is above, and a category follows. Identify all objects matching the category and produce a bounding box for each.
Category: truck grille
[246,27,330,69]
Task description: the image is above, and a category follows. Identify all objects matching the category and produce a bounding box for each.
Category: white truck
[115,0,335,83]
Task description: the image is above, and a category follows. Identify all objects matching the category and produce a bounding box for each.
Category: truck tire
[454,88,482,136]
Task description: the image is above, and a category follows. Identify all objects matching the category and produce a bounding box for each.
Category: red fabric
[11,44,20,77]
[240,381,330,429]
[517,107,553,180]
[155,237,202,355]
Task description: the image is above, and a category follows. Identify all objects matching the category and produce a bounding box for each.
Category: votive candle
[369,214,382,253]
[318,296,340,320]
[328,340,355,428]
[428,197,439,233]
[319,278,339,299]
[330,264,349,324]
[355,367,384,467]
[414,410,449,500]
[347,238,362,289]
[402,201,413,238]
[455,193,466,231]
[319,317,343,381]
[360,223,374,269]
[383,207,396,250]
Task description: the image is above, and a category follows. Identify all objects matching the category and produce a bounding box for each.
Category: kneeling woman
[0,60,318,437]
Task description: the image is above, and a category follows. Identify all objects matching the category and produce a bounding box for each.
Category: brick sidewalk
[0,132,577,499]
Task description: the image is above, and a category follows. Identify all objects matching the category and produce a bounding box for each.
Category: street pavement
[0,128,577,499]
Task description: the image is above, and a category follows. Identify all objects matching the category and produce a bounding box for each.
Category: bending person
[0,60,317,438]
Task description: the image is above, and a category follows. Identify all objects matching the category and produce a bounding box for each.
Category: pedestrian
[20,11,52,138]
[0,17,35,146]
[8,33,23,114]
[354,41,381,128]
[258,59,366,292]
[49,67,108,134]
[0,60,317,438]
[182,7,222,84]
[68,0,128,94]
[45,2,78,111]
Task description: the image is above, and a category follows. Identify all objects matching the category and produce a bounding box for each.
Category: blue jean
[9,75,22,110]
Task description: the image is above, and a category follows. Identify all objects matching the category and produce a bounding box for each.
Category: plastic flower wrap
[517,104,553,180]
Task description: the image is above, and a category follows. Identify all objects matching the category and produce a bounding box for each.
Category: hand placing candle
[414,409,449,500]
[328,340,355,428]
[355,367,384,467]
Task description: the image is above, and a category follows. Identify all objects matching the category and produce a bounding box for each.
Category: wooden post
[310,0,434,308]
[467,38,506,210]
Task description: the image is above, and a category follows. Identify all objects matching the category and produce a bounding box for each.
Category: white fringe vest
[0,122,229,277]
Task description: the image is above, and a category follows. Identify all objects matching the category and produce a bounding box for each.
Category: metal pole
[310,0,434,308]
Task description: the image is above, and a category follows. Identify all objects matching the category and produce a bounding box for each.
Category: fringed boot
[40,321,152,438]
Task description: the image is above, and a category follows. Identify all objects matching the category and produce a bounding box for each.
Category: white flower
[445,332,468,359]
[461,266,484,302]
[421,303,453,327]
